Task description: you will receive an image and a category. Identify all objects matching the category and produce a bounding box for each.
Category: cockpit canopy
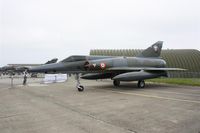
[61,56,87,63]
[61,55,114,63]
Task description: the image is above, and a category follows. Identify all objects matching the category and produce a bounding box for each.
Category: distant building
[90,49,200,78]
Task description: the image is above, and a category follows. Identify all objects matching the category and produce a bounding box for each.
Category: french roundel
[100,63,106,69]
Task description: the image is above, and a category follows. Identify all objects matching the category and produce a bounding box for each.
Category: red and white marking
[100,63,106,69]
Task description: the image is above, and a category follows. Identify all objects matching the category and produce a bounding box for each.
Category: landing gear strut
[75,74,84,92]
[137,80,145,88]
[113,80,120,87]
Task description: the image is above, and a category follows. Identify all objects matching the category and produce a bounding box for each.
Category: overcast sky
[0,0,199,66]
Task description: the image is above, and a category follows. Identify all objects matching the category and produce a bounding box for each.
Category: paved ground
[0,77,200,133]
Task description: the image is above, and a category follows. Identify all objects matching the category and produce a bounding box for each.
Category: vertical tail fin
[137,41,163,58]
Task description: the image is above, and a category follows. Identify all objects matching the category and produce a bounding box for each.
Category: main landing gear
[75,74,84,92]
[137,80,145,88]
[113,80,120,87]
[113,80,145,88]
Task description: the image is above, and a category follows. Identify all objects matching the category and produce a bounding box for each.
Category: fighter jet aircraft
[29,41,185,91]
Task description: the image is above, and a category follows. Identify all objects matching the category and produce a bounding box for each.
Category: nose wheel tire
[113,80,120,87]
[75,74,84,92]
[77,85,84,92]
[138,80,145,88]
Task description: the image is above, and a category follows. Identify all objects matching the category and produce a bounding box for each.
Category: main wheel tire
[77,85,84,92]
[138,80,145,88]
[113,80,120,87]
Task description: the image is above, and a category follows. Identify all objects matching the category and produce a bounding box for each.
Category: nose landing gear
[75,74,84,92]
[77,85,84,92]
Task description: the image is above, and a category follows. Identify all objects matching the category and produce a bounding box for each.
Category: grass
[148,78,200,87]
